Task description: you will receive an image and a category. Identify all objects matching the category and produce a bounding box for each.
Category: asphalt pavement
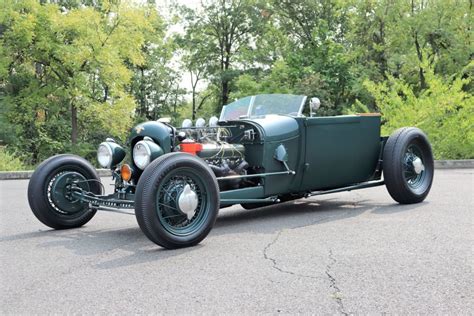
[1,169,473,314]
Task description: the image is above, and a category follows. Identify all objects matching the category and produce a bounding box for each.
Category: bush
[364,64,473,160]
[0,147,26,171]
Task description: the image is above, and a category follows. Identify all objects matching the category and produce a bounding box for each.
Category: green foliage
[175,0,269,111]
[365,63,474,159]
[0,147,25,171]
[0,0,166,165]
[0,0,472,170]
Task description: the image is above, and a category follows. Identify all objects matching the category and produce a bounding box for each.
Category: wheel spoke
[157,202,179,211]
[162,213,186,219]
[156,171,206,234]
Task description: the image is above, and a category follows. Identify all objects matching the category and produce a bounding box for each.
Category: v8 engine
[177,129,249,190]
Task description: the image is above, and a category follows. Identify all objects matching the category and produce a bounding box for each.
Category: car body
[28,94,434,248]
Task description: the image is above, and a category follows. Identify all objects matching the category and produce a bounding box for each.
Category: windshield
[220,94,306,121]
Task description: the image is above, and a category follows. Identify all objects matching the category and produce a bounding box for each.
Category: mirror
[274,144,288,162]
[310,97,320,117]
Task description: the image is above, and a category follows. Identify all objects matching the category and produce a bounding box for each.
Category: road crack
[262,212,350,280]
[263,229,319,279]
[261,198,362,314]
[326,249,349,315]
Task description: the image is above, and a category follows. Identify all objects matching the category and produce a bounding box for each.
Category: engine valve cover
[197,143,245,161]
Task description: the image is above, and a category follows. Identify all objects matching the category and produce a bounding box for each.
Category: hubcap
[178,184,198,219]
[412,157,425,175]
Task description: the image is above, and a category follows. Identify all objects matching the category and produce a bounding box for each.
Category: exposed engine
[176,120,250,190]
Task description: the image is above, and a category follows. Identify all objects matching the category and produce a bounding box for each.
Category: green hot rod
[28,94,434,249]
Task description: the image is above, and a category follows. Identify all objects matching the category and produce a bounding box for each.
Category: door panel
[300,115,381,191]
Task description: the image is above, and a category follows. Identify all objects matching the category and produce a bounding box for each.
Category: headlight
[97,143,112,168]
[133,141,151,170]
[133,137,164,170]
[97,140,126,169]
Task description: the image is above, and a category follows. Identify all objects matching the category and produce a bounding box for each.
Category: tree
[177,0,268,110]
[174,4,214,120]
[0,1,159,163]
[130,7,183,122]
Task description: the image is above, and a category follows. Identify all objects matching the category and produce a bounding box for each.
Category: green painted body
[77,111,385,210]
[218,114,383,202]
[299,115,381,190]
[128,121,172,153]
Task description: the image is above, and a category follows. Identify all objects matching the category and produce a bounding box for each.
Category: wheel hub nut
[412,157,425,174]
[178,184,198,219]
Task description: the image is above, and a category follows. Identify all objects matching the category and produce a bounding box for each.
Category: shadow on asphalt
[1,198,425,269]
[212,198,426,233]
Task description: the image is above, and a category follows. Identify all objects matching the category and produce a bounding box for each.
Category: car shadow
[2,197,425,270]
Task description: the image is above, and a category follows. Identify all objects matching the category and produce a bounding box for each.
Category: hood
[128,121,172,153]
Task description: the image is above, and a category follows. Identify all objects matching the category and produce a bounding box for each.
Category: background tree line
[0,0,472,170]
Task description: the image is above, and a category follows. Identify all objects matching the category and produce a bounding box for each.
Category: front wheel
[383,127,434,204]
[135,153,220,249]
[27,154,102,229]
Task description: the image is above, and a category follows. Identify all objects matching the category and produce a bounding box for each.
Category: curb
[433,160,474,169]
[0,160,473,180]
[0,169,111,180]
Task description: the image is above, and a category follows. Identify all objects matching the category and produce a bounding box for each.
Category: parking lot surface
[1,169,473,314]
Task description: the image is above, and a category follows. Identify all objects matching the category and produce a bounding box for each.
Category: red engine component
[180,141,203,155]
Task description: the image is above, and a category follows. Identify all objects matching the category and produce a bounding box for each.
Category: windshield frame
[219,94,307,121]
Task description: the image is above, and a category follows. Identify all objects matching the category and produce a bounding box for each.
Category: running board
[306,180,385,197]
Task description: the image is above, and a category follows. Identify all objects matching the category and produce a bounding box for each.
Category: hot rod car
[28,94,434,249]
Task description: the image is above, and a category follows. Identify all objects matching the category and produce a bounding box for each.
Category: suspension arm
[70,185,135,210]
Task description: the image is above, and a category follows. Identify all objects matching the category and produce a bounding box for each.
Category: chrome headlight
[97,140,125,169]
[133,137,164,170]
[133,141,151,170]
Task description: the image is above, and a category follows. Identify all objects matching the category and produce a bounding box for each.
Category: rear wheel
[135,153,219,249]
[27,154,101,229]
[383,127,434,204]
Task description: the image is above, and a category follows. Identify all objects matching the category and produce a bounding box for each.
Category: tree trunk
[377,18,388,79]
[139,67,146,117]
[192,90,196,121]
[411,0,426,90]
[191,72,197,121]
[414,32,426,89]
[71,103,78,145]
[221,79,229,106]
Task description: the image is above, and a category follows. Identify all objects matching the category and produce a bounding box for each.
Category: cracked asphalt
[1,169,473,314]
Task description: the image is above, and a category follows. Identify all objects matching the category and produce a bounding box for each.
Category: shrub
[0,147,26,171]
[364,64,473,159]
